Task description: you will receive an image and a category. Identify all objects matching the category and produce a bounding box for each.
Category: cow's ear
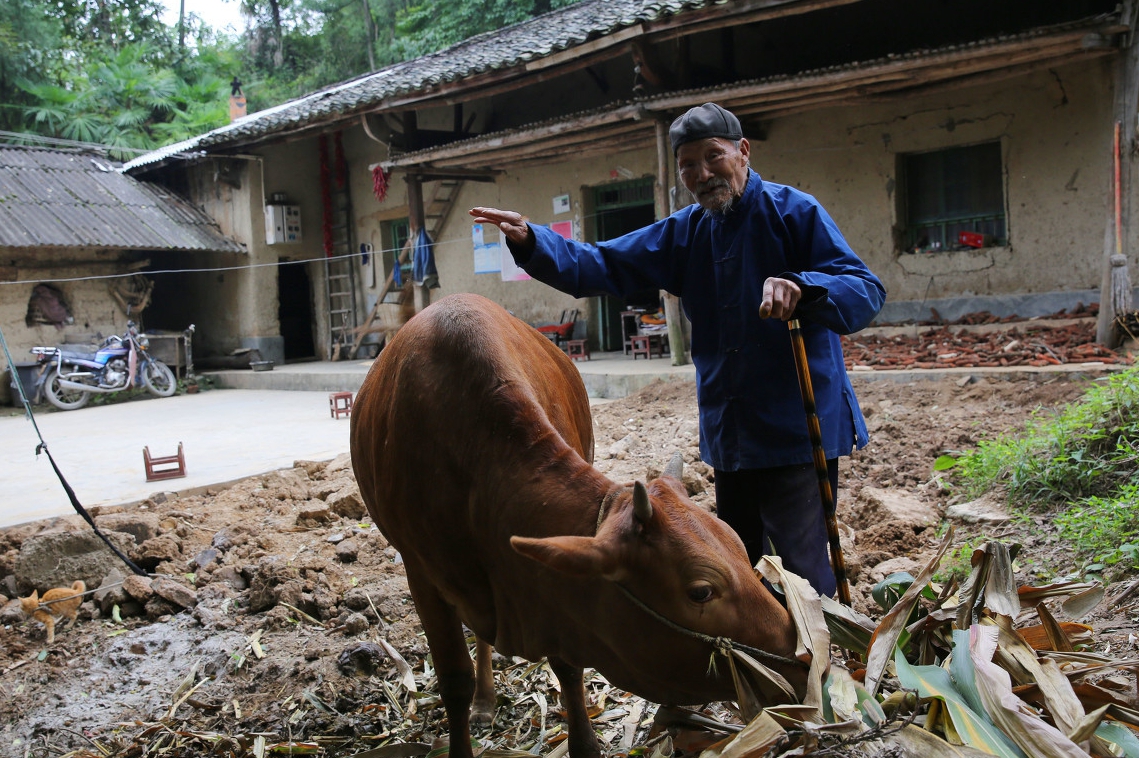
[511,535,616,577]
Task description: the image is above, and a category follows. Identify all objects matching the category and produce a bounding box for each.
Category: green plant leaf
[1096,721,1139,758]
[934,454,958,471]
[894,647,1026,758]
[872,571,914,612]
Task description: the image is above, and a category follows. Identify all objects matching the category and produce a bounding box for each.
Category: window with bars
[900,142,1006,252]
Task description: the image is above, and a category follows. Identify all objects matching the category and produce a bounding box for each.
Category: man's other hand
[759,277,801,320]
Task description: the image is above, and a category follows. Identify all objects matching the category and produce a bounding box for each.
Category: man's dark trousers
[714,459,839,597]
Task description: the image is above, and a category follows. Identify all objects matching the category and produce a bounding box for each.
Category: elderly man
[470,102,885,597]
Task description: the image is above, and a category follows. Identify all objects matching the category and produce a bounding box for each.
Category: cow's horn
[663,451,684,480]
[633,481,653,523]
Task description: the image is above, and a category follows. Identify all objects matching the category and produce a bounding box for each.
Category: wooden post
[1097,0,1139,345]
[398,109,428,312]
[655,118,689,366]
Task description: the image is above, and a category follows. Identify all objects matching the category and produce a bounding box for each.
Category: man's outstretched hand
[469,207,533,248]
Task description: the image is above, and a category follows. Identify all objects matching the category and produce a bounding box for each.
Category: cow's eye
[687,584,714,604]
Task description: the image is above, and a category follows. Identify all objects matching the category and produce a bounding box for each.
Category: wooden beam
[368,163,502,181]
[655,118,688,366]
[438,126,654,170]
[382,104,646,167]
[408,169,499,182]
[458,131,656,171]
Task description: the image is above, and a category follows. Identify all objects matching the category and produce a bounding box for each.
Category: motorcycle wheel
[142,361,177,397]
[44,373,92,411]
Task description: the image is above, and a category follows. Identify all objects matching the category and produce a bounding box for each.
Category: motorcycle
[30,320,179,411]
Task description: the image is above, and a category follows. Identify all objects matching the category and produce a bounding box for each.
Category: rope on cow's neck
[595,485,629,532]
[613,582,808,670]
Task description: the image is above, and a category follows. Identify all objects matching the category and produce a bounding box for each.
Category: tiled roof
[0,147,244,252]
[123,0,708,170]
[123,0,1122,173]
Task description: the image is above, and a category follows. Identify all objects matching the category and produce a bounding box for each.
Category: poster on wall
[550,220,573,240]
[500,227,530,281]
[472,223,502,274]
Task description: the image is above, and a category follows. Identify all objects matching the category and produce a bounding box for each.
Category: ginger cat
[20,580,85,644]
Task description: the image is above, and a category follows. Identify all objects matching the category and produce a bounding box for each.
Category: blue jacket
[517,170,886,471]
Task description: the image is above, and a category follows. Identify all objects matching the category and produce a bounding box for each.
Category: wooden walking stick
[787,318,852,606]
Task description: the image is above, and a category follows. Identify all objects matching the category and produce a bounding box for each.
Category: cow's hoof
[470,702,495,724]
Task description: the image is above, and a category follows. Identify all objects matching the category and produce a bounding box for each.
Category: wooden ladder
[325,161,359,361]
[423,179,463,235]
[348,177,464,358]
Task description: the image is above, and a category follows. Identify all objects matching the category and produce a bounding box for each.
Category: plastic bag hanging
[412,227,439,289]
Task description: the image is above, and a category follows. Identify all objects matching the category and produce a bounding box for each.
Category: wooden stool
[144,442,186,482]
[330,391,354,419]
[630,335,651,359]
[566,339,590,361]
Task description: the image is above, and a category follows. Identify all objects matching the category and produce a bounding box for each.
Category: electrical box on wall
[265,205,302,244]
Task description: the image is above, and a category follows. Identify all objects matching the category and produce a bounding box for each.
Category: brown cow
[350,293,804,758]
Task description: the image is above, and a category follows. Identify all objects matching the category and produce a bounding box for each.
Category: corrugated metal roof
[0,146,244,252]
[123,0,711,170]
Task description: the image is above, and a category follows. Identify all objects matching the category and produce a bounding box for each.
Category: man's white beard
[693,177,736,215]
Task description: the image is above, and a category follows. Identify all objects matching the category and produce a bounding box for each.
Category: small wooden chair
[144,442,187,482]
[330,391,354,419]
[566,339,590,361]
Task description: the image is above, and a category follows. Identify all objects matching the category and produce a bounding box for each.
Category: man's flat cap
[669,103,743,154]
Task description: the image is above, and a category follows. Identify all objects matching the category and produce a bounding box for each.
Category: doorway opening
[278,260,316,362]
[591,178,657,351]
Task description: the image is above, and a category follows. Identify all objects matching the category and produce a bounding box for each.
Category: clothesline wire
[0,204,643,287]
[0,235,456,286]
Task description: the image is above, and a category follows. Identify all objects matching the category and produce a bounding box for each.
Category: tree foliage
[11,0,584,154]
[0,0,62,131]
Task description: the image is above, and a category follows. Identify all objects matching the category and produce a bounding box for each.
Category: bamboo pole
[788,318,851,606]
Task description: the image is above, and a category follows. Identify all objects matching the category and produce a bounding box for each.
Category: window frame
[898,140,1007,254]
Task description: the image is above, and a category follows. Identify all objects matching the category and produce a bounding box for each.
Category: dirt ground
[0,369,1130,757]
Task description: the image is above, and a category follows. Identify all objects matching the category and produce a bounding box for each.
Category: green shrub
[956,368,1139,506]
[951,367,1139,572]
[1054,483,1139,571]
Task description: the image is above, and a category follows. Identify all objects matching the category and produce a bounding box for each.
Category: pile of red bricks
[843,319,1132,370]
